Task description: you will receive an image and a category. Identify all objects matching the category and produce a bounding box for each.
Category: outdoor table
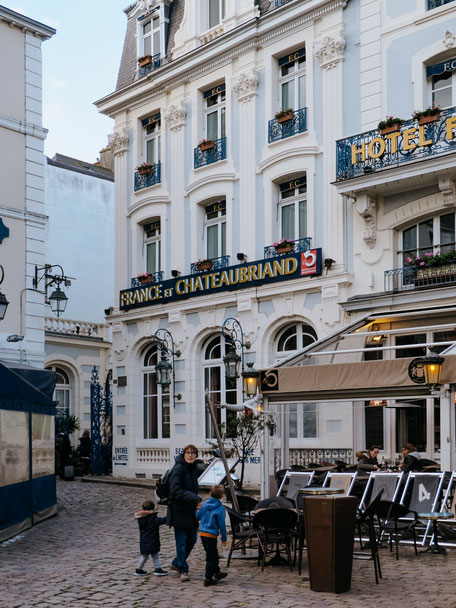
[299,487,344,496]
[418,512,454,555]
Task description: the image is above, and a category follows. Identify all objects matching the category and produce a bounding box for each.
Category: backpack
[155,468,172,504]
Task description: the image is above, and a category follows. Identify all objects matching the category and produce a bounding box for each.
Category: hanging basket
[379,123,401,135]
[277,112,294,124]
[417,113,440,126]
[199,141,215,151]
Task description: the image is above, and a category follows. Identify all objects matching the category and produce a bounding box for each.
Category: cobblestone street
[1,479,455,608]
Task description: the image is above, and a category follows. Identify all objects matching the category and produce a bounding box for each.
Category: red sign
[301,249,318,275]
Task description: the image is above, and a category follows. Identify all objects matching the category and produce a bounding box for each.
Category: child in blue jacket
[196,484,228,586]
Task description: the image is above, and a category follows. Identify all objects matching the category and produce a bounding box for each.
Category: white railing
[136,447,171,465]
[45,317,110,340]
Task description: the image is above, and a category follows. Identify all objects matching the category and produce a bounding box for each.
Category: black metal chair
[224,506,257,567]
[376,500,419,560]
[235,492,258,514]
[355,488,384,584]
[252,508,298,571]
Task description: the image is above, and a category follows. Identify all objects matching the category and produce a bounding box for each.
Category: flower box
[417,113,440,126]
[380,123,402,135]
[138,166,153,176]
[275,244,294,254]
[196,260,212,271]
[415,264,456,281]
[138,55,153,67]
[277,112,294,124]
[138,274,154,285]
[199,141,215,151]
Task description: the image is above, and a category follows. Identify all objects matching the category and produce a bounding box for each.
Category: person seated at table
[399,443,422,472]
[356,446,380,472]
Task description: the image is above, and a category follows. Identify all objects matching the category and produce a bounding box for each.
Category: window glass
[440,213,455,250]
[364,402,384,449]
[395,400,426,452]
[395,334,426,359]
[279,178,307,241]
[208,0,225,28]
[418,219,433,255]
[303,403,317,438]
[144,221,161,274]
[289,403,297,438]
[276,323,317,356]
[279,52,306,111]
[432,72,452,108]
[204,201,226,259]
[399,213,456,264]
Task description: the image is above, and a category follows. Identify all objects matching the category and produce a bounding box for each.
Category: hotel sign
[120,249,322,311]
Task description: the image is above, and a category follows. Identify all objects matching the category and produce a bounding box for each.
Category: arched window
[202,335,237,439]
[46,365,72,417]
[398,211,455,266]
[142,345,170,439]
[276,322,317,358]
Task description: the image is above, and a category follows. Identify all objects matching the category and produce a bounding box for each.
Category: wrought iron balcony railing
[134,162,161,191]
[194,137,227,168]
[191,255,230,274]
[274,448,353,471]
[336,107,456,181]
[428,0,455,9]
[131,271,163,288]
[274,0,293,7]
[264,237,312,259]
[138,53,161,78]
[384,264,456,292]
[268,108,307,143]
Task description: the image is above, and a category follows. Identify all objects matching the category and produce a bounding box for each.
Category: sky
[3,0,128,163]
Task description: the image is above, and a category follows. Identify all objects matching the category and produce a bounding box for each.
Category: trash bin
[304,496,358,593]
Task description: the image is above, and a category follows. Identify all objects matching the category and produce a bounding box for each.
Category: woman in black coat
[356,446,380,472]
[167,444,201,581]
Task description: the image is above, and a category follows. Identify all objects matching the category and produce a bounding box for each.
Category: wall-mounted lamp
[171,269,181,278]
[153,328,182,408]
[324,258,335,271]
[243,362,260,399]
[0,265,9,321]
[408,348,445,390]
[236,252,247,263]
[222,317,254,402]
[33,264,71,318]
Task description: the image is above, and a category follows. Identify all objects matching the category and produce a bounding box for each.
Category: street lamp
[243,362,260,398]
[0,265,9,320]
[33,264,71,318]
[408,348,445,390]
[153,328,182,408]
[222,317,252,400]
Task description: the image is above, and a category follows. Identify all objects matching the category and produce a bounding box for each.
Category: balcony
[138,53,161,78]
[264,237,312,259]
[428,0,455,8]
[268,108,307,143]
[384,265,456,292]
[194,137,226,169]
[134,162,161,191]
[274,0,293,7]
[336,107,456,181]
[131,271,164,288]
[190,255,230,274]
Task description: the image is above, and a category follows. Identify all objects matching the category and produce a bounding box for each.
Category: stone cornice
[0,113,48,140]
[0,6,55,39]
[0,205,47,223]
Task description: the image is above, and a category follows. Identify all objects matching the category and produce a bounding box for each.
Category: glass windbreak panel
[289,404,297,438]
[32,414,54,478]
[395,400,426,453]
[402,225,417,264]
[418,219,433,256]
[281,203,295,240]
[440,213,455,250]
[303,403,317,438]
[432,72,452,109]
[207,111,218,141]
[395,334,426,358]
[0,410,29,486]
[281,80,294,110]
[364,402,384,449]
[207,224,218,259]
[298,200,307,238]
[298,75,306,108]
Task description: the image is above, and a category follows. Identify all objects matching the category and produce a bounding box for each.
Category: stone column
[111,128,129,298]
[314,29,346,265]
[233,71,258,259]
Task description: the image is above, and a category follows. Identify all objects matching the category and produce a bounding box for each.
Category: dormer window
[143,16,160,57]
[137,2,172,65]
[208,0,225,29]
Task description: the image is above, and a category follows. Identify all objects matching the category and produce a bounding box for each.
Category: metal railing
[336,107,456,181]
[268,107,307,143]
[138,53,161,78]
[194,137,227,168]
[384,265,456,292]
[191,255,230,274]
[274,0,293,7]
[131,271,164,288]
[273,448,354,471]
[264,236,312,259]
[428,0,455,8]
[134,162,161,191]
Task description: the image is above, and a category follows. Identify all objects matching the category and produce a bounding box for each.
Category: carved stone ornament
[356,196,377,248]
[111,129,129,157]
[443,30,456,50]
[314,31,346,70]
[233,71,259,103]
[439,175,456,207]
[138,0,156,11]
[164,102,187,132]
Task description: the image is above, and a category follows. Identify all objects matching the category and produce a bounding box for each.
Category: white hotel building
[97,0,456,484]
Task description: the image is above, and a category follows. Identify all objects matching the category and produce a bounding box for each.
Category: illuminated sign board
[120,249,322,311]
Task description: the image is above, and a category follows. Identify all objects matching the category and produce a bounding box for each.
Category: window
[278,48,306,111]
[204,84,226,141]
[204,200,226,259]
[49,366,71,417]
[274,403,318,439]
[203,335,237,439]
[144,221,161,274]
[143,16,160,57]
[364,402,384,449]
[142,114,161,165]
[395,399,426,453]
[208,0,225,29]
[275,322,317,359]
[399,212,456,266]
[143,346,170,439]
[278,177,307,242]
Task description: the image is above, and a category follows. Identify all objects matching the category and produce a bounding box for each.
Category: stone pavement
[1,479,455,608]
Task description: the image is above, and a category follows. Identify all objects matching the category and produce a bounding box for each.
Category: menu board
[198,458,239,487]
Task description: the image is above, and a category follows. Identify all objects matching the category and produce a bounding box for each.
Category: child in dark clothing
[196,485,228,587]
[134,499,168,576]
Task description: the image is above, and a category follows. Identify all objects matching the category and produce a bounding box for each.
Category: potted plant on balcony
[275,108,294,123]
[137,272,154,285]
[136,162,153,176]
[412,104,441,126]
[406,249,456,284]
[195,258,212,271]
[138,55,153,67]
[274,238,295,254]
[199,139,215,152]
[377,116,403,135]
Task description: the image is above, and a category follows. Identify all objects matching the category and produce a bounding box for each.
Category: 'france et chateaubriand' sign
[120,249,322,311]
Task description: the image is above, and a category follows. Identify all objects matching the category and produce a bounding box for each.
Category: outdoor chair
[376,500,419,560]
[252,507,298,572]
[224,506,257,567]
[355,488,384,584]
[234,491,258,514]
